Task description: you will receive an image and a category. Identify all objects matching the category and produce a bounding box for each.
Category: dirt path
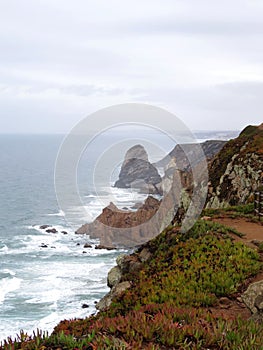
[212,217,263,246]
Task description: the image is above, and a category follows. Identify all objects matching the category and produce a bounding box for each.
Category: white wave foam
[85,194,96,198]
[47,210,65,217]
[2,269,16,276]
[0,245,8,253]
[0,277,22,304]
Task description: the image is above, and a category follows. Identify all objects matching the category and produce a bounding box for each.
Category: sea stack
[114,144,162,195]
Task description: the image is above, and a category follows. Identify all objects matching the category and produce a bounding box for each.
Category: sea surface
[0,129,238,341]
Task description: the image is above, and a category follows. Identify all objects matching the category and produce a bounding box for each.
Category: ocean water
[0,130,238,341]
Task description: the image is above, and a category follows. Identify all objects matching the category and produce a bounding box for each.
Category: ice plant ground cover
[1,208,263,349]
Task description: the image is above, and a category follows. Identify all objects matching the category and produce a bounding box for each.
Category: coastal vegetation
[1,212,263,349]
[1,124,263,349]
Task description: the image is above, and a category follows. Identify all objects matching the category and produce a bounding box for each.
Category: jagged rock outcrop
[114,145,162,194]
[96,248,152,311]
[207,124,263,208]
[96,281,132,311]
[154,140,225,204]
[155,140,226,170]
[242,280,263,322]
[107,266,122,288]
[76,196,162,247]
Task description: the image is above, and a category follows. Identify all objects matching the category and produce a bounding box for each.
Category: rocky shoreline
[96,245,152,311]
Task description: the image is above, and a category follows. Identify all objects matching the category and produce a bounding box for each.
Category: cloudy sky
[0,0,263,133]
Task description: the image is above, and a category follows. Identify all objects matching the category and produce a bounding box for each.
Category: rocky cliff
[76,126,262,247]
[207,124,263,208]
[76,196,162,247]
[155,140,226,170]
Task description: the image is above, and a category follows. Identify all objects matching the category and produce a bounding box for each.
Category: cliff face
[155,140,226,170]
[76,196,162,247]
[207,124,263,208]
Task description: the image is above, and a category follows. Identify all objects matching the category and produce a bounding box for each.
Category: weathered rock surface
[96,281,131,311]
[114,145,162,194]
[155,140,226,170]
[242,280,263,322]
[107,266,122,288]
[76,196,162,247]
[96,248,152,311]
[207,124,263,208]
[46,228,57,234]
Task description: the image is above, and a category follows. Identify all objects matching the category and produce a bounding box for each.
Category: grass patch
[203,203,255,217]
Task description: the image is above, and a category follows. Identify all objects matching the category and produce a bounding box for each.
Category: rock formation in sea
[114,144,162,195]
[76,140,227,247]
[76,196,164,247]
[76,127,263,247]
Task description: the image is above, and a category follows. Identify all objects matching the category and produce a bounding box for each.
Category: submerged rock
[46,228,57,234]
[83,243,92,248]
[95,244,116,250]
[40,243,48,248]
[40,225,50,230]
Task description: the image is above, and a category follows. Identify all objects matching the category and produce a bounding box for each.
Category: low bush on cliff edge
[203,203,255,218]
[1,220,263,349]
[110,222,260,313]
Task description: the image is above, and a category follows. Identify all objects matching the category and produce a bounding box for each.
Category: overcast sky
[0,0,263,133]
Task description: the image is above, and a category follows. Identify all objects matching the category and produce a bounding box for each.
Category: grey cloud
[0,0,263,133]
[120,17,263,37]
[134,81,263,129]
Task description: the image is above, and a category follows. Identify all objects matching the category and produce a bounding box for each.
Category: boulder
[83,243,92,248]
[96,281,131,311]
[40,225,50,230]
[95,245,116,250]
[107,266,122,288]
[40,244,48,248]
[242,280,263,321]
[138,247,152,262]
[46,228,57,234]
[116,254,129,271]
[116,254,142,274]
